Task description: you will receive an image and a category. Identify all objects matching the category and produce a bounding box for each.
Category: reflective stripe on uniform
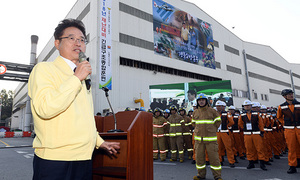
[171,150,177,153]
[192,120,214,124]
[170,123,182,127]
[232,130,240,133]
[153,124,164,128]
[153,150,159,153]
[169,133,177,136]
[183,132,192,135]
[180,120,185,123]
[196,164,206,170]
[244,131,260,135]
[210,165,222,170]
[219,130,229,133]
[153,134,164,137]
[160,150,167,153]
[194,136,218,141]
[176,132,182,136]
[187,148,193,152]
[164,133,170,136]
[203,136,218,141]
[284,126,295,129]
[214,116,221,123]
[179,151,184,154]
[185,122,192,126]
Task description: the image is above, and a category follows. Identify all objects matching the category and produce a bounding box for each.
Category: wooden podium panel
[92,111,153,180]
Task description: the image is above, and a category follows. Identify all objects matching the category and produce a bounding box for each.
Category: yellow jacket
[28,56,104,161]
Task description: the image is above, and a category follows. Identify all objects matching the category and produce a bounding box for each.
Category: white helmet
[261,105,267,110]
[221,101,227,107]
[215,100,223,106]
[243,100,252,106]
[229,106,235,110]
[252,102,261,108]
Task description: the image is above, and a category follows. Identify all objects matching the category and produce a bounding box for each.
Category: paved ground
[0,137,299,180]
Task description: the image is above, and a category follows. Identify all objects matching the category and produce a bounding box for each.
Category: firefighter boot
[247,160,255,169]
[260,160,267,171]
[193,175,206,180]
[287,166,297,174]
[297,159,300,168]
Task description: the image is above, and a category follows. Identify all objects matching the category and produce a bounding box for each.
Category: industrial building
[11,0,300,130]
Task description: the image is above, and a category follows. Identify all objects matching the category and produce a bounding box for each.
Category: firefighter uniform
[216,101,235,167]
[192,94,222,180]
[168,105,185,162]
[163,109,171,157]
[153,108,168,161]
[277,89,300,173]
[179,108,193,159]
[230,108,245,159]
[238,100,268,171]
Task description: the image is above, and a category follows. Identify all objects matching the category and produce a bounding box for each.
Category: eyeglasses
[59,36,88,45]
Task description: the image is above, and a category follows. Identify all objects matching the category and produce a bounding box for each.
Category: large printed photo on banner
[149,81,233,111]
[153,0,215,69]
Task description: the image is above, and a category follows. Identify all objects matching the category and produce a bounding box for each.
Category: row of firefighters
[152,89,300,180]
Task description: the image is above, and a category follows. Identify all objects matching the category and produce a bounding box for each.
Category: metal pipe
[242,50,251,100]
[134,99,145,107]
[24,35,38,131]
[290,70,296,96]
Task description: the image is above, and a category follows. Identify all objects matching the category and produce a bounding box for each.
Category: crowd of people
[151,89,300,180]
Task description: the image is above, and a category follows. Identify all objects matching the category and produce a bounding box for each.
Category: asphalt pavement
[0,137,299,180]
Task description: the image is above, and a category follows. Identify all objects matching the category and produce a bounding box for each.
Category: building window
[253,92,258,99]
[232,89,248,98]
[261,94,264,100]
[264,94,269,101]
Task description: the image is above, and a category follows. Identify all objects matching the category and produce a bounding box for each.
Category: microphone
[79,52,91,90]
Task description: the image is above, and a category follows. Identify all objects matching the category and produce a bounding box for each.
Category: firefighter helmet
[163,109,170,114]
[139,107,146,111]
[215,100,224,106]
[154,108,162,115]
[281,89,293,96]
[170,105,177,111]
[261,105,267,110]
[243,100,252,106]
[197,93,208,100]
[228,106,235,110]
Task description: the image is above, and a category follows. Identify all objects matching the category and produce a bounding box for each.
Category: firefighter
[163,109,171,157]
[179,107,193,159]
[260,105,273,165]
[168,105,185,162]
[238,100,268,171]
[192,93,222,180]
[153,108,168,161]
[270,109,282,160]
[229,106,246,160]
[215,101,235,167]
[277,89,300,174]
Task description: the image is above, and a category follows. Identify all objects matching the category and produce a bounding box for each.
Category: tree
[0,89,14,120]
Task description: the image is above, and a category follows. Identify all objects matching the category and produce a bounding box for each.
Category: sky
[0,0,299,92]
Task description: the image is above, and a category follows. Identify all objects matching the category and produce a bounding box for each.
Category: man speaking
[28,19,120,179]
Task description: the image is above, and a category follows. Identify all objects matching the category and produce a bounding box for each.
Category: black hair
[54,19,87,40]
[187,89,197,97]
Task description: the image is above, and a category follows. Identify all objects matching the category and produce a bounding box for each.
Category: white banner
[99,0,112,89]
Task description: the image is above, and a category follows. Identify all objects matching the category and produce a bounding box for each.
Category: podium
[92,111,153,180]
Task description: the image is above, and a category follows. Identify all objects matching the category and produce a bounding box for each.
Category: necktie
[73,67,91,90]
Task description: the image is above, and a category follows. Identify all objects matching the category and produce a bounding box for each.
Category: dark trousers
[33,154,92,180]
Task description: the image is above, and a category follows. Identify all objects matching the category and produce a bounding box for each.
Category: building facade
[11,0,300,130]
